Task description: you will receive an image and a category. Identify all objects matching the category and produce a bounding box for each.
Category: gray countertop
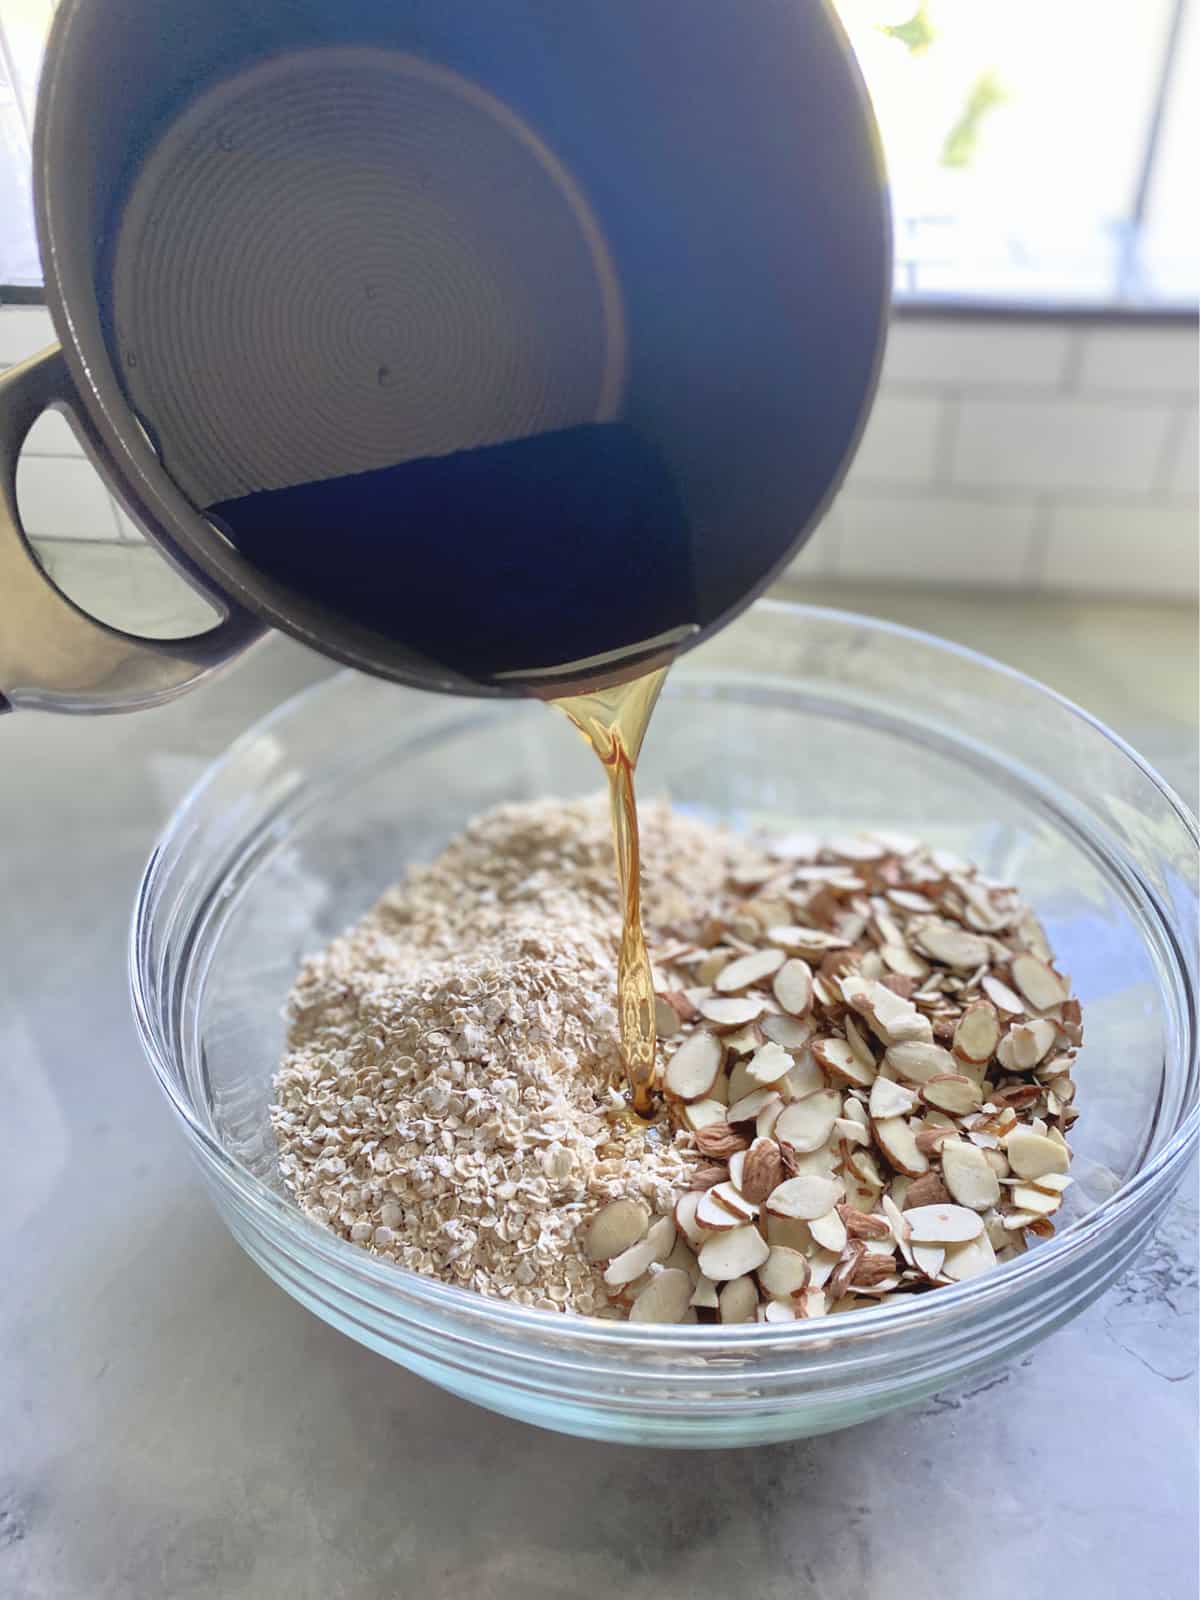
[2,589,1196,1600]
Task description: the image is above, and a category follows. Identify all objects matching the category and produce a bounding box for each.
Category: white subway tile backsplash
[831,492,1039,585]
[883,321,1071,389]
[15,455,122,541]
[1042,503,1198,599]
[847,391,942,485]
[1167,408,1198,499]
[952,396,1173,494]
[1078,325,1199,394]
[0,306,55,366]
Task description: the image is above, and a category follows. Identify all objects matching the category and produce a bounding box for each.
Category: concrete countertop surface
[2,585,1196,1600]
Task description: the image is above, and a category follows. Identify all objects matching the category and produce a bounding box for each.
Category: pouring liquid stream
[552,666,668,1118]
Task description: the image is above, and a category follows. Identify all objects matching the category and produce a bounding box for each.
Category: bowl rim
[129,599,1200,1355]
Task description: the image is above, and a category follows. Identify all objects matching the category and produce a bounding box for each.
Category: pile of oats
[271,797,762,1313]
[272,801,1083,1324]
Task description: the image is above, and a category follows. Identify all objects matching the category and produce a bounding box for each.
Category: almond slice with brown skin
[726,1087,781,1125]
[682,1098,728,1133]
[940,1139,1001,1211]
[953,1001,1000,1064]
[762,1299,798,1323]
[756,1099,784,1139]
[873,1116,930,1177]
[765,1173,843,1220]
[604,1234,664,1287]
[765,925,850,958]
[727,1149,747,1190]
[692,1122,750,1159]
[1003,1127,1070,1179]
[904,1203,985,1243]
[765,1211,813,1252]
[836,1204,891,1240]
[773,958,815,1017]
[739,1137,784,1204]
[718,1274,760,1322]
[722,1024,765,1058]
[921,1074,984,1115]
[883,1040,959,1084]
[628,1266,693,1323]
[699,1223,771,1281]
[1010,953,1070,1012]
[711,1180,759,1221]
[744,1039,794,1088]
[868,1076,918,1119]
[813,1036,876,1088]
[880,943,929,980]
[940,1230,998,1281]
[806,1247,842,1290]
[880,1193,914,1265]
[911,919,991,971]
[758,1245,811,1301]
[1009,1016,1058,1069]
[911,1242,945,1278]
[780,1053,826,1101]
[695,1188,741,1232]
[1009,1183,1063,1217]
[844,1016,877,1074]
[982,973,1027,1015]
[716,947,786,993]
[775,1089,843,1153]
[699,995,767,1031]
[674,1190,708,1250]
[585,1198,649,1261]
[806,1208,845,1253]
[663,1030,723,1102]
[761,1013,814,1051]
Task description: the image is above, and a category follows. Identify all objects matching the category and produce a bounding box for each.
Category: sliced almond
[1010,953,1070,1012]
[715,946,785,993]
[762,1299,798,1323]
[744,1040,794,1088]
[1009,1183,1063,1217]
[911,919,992,971]
[717,1274,759,1322]
[879,1193,913,1265]
[765,1211,813,1252]
[844,1016,877,1073]
[884,1040,959,1084]
[1009,1016,1058,1069]
[756,1099,784,1139]
[765,1173,843,1221]
[682,1098,727,1133]
[674,1190,708,1250]
[758,1245,811,1301]
[834,1115,870,1147]
[727,1087,781,1125]
[1003,1127,1070,1179]
[726,1057,759,1105]
[604,1233,665,1287]
[880,943,929,980]
[982,973,1027,1015]
[775,1089,843,1153]
[712,1180,759,1221]
[628,1266,693,1323]
[727,1149,747,1190]
[836,1204,890,1240]
[773,958,815,1017]
[760,1013,814,1051]
[941,1230,998,1281]
[941,1139,1002,1211]
[780,1053,826,1101]
[911,1242,945,1277]
[740,1137,785,1204]
[695,1188,741,1232]
[813,1036,876,1088]
[953,1001,1000,1064]
[663,1030,723,1102]
[921,1074,983,1115]
[868,1076,919,1119]
[808,1208,848,1253]
[889,888,935,913]
[692,1122,749,1159]
[699,995,767,1032]
[699,1223,771,1281]
[585,1197,649,1261]
[873,1116,930,1177]
[765,925,850,959]
[689,1273,719,1309]
[654,995,682,1040]
[722,1024,765,1058]
[904,1203,985,1244]
[1031,1171,1072,1194]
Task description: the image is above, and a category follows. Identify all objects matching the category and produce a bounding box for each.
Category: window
[2,0,1197,307]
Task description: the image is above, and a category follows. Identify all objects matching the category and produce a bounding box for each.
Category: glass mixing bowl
[130,602,1198,1447]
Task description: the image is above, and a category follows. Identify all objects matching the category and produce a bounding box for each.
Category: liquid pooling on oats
[552,667,668,1117]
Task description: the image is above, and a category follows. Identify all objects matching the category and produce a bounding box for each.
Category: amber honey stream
[552,667,668,1117]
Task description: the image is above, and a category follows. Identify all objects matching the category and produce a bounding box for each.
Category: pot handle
[0,345,265,715]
